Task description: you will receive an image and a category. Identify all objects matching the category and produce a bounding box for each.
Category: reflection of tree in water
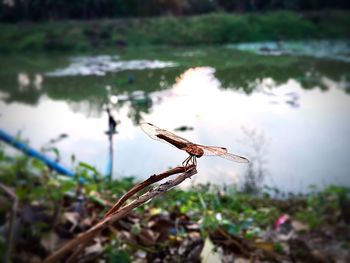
[128,96,152,125]
[1,50,349,124]
[215,57,350,93]
[108,92,153,125]
[1,73,43,105]
[0,68,179,122]
[68,99,105,118]
[3,87,42,105]
[240,127,270,194]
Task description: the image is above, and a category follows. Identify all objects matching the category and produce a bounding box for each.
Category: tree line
[1,0,349,22]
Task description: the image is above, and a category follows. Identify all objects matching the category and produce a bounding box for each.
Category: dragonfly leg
[182,155,197,170]
[182,155,191,167]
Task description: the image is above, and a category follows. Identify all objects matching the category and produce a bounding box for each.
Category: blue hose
[0,128,77,179]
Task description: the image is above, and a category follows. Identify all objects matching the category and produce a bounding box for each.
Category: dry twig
[0,183,18,263]
[104,165,192,217]
[44,165,197,263]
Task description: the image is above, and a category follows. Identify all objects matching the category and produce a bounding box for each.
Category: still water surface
[1,42,350,192]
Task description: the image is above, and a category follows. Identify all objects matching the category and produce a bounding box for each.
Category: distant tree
[0,0,349,22]
[183,0,217,14]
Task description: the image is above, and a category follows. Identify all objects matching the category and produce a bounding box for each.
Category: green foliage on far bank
[0,11,349,53]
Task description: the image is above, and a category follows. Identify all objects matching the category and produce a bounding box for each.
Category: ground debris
[1,171,349,262]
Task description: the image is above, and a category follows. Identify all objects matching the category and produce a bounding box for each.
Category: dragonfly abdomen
[156,134,187,150]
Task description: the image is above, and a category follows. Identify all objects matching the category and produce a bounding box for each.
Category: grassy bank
[0,10,349,52]
[1,144,349,262]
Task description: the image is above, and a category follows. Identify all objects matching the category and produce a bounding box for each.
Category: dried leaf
[85,242,103,255]
[119,230,137,244]
[188,231,201,241]
[234,258,250,263]
[41,232,60,252]
[138,229,159,246]
[63,212,79,232]
[64,212,79,225]
[149,217,172,241]
[291,220,309,232]
[254,241,275,251]
[81,217,93,228]
[201,237,222,263]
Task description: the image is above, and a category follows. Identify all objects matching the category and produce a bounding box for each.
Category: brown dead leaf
[64,212,79,225]
[138,228,160,246]
[291,220,309,232]
[118,230,137,244]
[234,258,250,263]
[40,232,60,252]
[149,217,172,241]
[188,231,201,241]
[85,242,103,255]
[80,217,93,228]
[254,241,275,251]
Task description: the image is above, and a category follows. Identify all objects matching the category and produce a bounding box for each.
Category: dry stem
[0,183,18,263]
[104,165,192,217]
[44,165,197,263]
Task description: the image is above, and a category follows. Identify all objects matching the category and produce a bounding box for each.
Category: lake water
[1,42,350,192]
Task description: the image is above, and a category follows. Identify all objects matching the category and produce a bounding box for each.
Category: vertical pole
[108,131,113,182]
[105,106,116,182]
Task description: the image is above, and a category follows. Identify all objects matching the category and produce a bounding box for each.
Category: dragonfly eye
[194,147,204,158]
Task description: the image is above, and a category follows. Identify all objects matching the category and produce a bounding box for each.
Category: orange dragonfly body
[140,122,249,166]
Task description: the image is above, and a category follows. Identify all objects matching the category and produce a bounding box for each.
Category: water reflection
[17,73,43,91]
[229,40,350,63]
[1,47,350,192]
[17,73,30,90]
[139,68,350,191]
[1,48,349,110]
[251,78,300,107]
[46,55,177,77]
[240,127,270,194]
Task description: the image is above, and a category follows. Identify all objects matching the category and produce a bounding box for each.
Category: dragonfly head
[185,144,204,158]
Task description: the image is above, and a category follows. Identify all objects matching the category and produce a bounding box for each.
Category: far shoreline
[0,10,349,53]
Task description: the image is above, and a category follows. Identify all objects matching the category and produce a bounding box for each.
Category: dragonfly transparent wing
[198,145,228,156]
[140,122,249,163]
[220,152,249,163]
[199,145,249,163]
[140,122,191,149]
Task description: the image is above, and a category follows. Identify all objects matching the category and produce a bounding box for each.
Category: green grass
[0,142,349,262]
[0,11,349,53]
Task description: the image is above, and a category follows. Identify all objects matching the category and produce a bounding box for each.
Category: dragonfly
[140,122,249,166]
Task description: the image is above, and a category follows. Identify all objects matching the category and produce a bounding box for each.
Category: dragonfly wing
[220,152,249,163]
[199,145,228,156]
[140,122,191,148]
[140,123,249,163]
[199,145,249,163]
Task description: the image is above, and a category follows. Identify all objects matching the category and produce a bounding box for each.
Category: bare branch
[104,165,193,218]
[44,166,197,263]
